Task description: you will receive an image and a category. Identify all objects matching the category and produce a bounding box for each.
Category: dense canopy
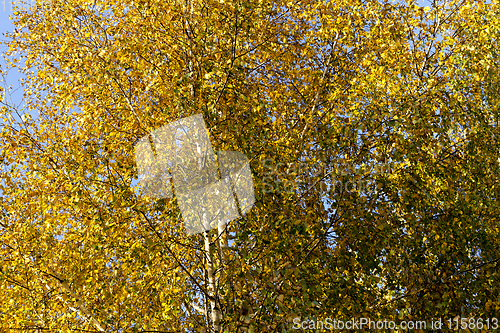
[0,0,499,331]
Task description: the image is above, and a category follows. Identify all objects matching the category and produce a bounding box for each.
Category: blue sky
[1,0,29,116]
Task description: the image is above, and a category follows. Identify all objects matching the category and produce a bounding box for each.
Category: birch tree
[1,0,500,331]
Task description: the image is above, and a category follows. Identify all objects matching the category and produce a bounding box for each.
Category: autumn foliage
[1,0,500,331]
